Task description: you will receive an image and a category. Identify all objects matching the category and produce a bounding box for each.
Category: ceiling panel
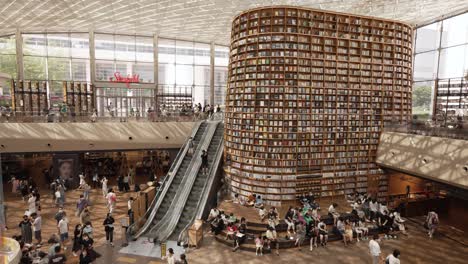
[0,0,466,44]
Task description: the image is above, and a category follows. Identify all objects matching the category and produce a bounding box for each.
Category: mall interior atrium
[0,1,467,264]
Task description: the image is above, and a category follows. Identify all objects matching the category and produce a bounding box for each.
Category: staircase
[151,122,207,224]
[168,123,224,240]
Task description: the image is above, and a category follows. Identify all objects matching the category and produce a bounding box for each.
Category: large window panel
[158,38,175,64]
[194,65,210,86]
[115,62,130,76]
[158,63,175,85]
[95,34,114,60]
[0,35,16,55]
[194,42,210,65]
[441,12,468,48]
[413,51,438,81]
[47,34,70,57]
[0,54,17,78]
[23,34,47,56]
[133,62,154,83]
[48,81,65,106]
[136,36,154,62]
[95,60,114,81]
[438,44,468,79]
[176,64,193,85]
[415,22,441,53]
[72,59,90,81]
[48,58,71,80]
[412,81,435,119]
[215,45,230,66]
[23,56,47,80]
[71,33,90,58]
[176,40,194,65]
[114,35,136,61]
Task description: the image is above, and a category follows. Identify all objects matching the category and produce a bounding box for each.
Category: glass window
[176,64,193,85]
[134,62,154,83]
[0,54,17,78]
[158,38,175,64]
[412,81,435,119]
[71,33,90,58]
[215,45,230,66]
[413,51,438,81]
[158,63,175,85]
[48,58,71,80]
[95,60,114,81]
[415,22,441,53]
[438,44,468,79]
[23,34,47,56]
[72,59,90,81]
[176,40,194,64]
[23,56,47,80]
[0,35,16,55]
[47,34,70,57]
[194,42,210,65]
[114,35,136,61]
[194,65,210,86]
[95,34,114,60]
[441,12,468,48]
[136,36,154,62]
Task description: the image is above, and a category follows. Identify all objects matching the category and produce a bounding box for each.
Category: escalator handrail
[148,121,219,241]
[177,124,224,244]
[129,121,203,239]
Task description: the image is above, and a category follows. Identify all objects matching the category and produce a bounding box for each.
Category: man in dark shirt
[201,150,208,174]
[49,246,67,264]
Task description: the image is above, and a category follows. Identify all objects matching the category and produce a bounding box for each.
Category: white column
[89,31,96,84]
[15,30,23,80]
[153,34,159,110]
[210,42,215,106]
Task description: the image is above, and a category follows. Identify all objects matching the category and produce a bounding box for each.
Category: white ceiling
[0,0,467,45]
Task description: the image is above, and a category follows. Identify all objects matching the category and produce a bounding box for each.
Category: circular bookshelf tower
[224,6,413,206]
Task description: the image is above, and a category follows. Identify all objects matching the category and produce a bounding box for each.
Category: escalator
[131,121,207,239]
[168,122,224,240]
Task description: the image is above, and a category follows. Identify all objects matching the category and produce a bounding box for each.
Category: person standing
[92,171,99,189]
[27,193,37,215]
[58,214,69,250]
[386,249,401,264]
[101,177,108,198]
[426,209,439,238]
[187,137,194,156]
[31,213,42,246]
[369,234,382,264]
[72,224,83,257]
[163,248,176,264]
[123,174,130,192]
[76,195,88,217]
[19,215,33,244]
[103,213,115,246]
[201,150,208,174]
[83,184,91,201]
[128,197,135,225]
[128,165,135,187]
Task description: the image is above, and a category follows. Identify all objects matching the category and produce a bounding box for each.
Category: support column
[153,34,159,110]
[89,31,96,84]
[16,30,24,80]
[210,42,215,106]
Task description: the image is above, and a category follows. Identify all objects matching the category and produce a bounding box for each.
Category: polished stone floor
[3,185,468,264]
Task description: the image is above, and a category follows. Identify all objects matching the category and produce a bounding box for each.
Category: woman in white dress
[28,193,37,215]
[101,177,108,198]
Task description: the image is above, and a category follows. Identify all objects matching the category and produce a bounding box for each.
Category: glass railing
[384,120,468,140]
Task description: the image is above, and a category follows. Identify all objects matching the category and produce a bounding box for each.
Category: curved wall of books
[224,6,413,206]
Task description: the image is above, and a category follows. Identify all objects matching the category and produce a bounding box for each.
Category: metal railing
[127,121,203,239]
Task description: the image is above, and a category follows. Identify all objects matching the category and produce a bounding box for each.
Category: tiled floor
[3,185,468,264]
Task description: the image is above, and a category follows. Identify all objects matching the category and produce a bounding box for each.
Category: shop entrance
[96,87,156,118]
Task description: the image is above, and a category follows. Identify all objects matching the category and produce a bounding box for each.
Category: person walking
[201,149,208,174]
[72,224,83,257]
[103,213,115,246]
[123,174,130,192]
[369,234,382,264]
[80,208,91,226]
[101,177,108,198]
[163,248,176,264]
[19,215,33,244]
[83,183,91,201]
[76,195,88,217]
[106,189,117,214]
[58,213,69,250]
[27,193,37,215]
[31,212,42,246]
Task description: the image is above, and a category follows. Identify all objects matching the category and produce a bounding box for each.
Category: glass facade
[0,35,16,107]
[413,12,468,119]
[0,32,229,113]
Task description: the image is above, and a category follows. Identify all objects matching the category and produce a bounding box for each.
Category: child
[255,234,264,256]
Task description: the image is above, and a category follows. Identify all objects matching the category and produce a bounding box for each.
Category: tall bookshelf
[223,6,413,206]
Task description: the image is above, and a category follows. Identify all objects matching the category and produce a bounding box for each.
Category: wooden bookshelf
[223,6,412,206]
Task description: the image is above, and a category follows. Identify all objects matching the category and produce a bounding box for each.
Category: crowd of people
[6,165,144,264]
[204,190,439,263]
